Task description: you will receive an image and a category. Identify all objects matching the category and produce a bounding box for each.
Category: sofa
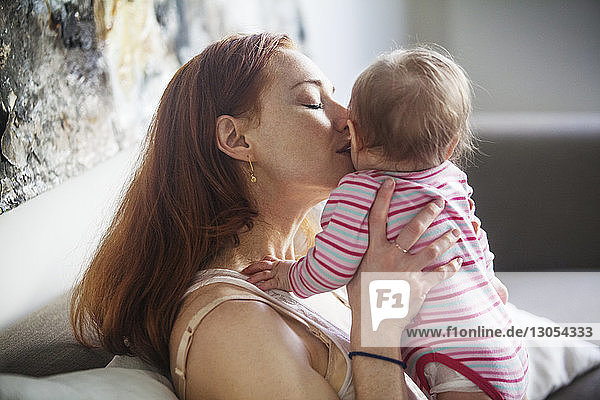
[1,129,599,399]
[466,128,600,398]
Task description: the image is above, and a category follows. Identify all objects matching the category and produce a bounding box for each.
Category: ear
[215,115,251,160]
[348,120,365,151]
[444,136,459,161]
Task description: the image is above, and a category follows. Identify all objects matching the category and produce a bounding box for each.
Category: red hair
[71,33,295,371]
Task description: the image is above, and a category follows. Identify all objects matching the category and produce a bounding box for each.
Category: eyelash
[303,103,324,110]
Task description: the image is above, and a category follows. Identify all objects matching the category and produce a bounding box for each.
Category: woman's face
[247,49,354,202]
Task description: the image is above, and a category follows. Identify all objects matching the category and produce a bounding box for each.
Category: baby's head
[348,47,474,171]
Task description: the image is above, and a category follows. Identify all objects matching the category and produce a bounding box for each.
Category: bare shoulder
[169,284,339,399]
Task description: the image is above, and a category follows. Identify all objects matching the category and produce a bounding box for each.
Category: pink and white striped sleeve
[288,175,377,298]
[466,186,495,278]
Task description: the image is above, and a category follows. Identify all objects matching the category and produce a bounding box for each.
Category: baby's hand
[241,256,294,292]
[491,276,508,304]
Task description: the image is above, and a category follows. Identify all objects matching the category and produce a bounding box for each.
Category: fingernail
[384,178,394,188]
[434,198,445,209]
[452,228,461,237]
[456,258,463,268]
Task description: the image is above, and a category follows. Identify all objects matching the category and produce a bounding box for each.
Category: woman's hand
[346,178,462,344]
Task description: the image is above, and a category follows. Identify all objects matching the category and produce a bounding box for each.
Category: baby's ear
[444,136,459,161]
[347,119,356,137]
[348,120,365,150]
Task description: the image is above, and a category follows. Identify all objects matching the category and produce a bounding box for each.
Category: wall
[299,0,406,105]
[0,145,140,328]
[405,0,600,114]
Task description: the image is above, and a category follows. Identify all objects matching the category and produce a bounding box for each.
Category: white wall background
[0,145,141,329]
[298,0,406,105]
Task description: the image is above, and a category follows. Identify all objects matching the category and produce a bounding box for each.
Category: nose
[330,99,349,133]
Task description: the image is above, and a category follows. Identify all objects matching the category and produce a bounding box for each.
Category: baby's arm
[287,179,373,297]
[490,275,508,304]
[467,188,507,304]
[244,177,374,297]
[244,257,295,292]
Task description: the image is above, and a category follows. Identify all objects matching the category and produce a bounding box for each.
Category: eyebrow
[290,79,335,94]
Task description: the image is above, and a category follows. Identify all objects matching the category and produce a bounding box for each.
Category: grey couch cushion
[546,365,600,400]
[0,292,113,376]
[465,133,600,272]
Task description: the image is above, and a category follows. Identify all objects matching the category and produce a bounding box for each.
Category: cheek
[267,145,341,188]
[256,113,351,187]
[267,117,328,162]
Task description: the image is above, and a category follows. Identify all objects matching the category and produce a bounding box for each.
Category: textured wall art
[0,0,305,214]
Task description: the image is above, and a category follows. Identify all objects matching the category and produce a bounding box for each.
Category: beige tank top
[173,268,426,400]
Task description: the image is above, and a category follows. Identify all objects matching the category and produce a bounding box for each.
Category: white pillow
[0,367,178,400]
[505,303,600,400]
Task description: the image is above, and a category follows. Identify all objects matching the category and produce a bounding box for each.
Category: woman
[71,33,462,399]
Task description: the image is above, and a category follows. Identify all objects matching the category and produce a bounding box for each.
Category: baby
[245,47,528,399]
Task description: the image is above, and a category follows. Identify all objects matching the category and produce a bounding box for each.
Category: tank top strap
[174,292,291,398]
[174,270,339,400]
[182,269,348,343]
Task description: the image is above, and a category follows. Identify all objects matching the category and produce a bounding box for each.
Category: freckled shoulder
[168,282,338,400]
[169,281,260,361]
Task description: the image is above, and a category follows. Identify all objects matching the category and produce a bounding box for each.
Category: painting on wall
[0,0,305,214]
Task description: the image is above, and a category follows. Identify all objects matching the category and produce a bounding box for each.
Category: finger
[245,269,275,284]
[423,257,462,289]
[240,261,272,275]
[256,279,277,291]
[368,178,396,246]
[412,228,461,269]
[394,199,445,250]
[262,255,278,261]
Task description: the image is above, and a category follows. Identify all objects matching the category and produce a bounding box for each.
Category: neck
[356,149,437,172]
[209,186,317,273]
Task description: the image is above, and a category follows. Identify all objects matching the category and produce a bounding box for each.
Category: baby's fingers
[241,260,272,275]
[246,269,276,284]
[256,279,277,291]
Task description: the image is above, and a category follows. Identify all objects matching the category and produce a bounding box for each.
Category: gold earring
[248,157,257,183]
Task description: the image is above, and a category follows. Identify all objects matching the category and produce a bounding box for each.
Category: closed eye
[303,103,324,110]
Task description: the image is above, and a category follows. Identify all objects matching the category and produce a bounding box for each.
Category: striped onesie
[288,161,528,399]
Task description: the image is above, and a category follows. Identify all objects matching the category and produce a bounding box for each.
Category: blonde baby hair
[349,46,475,170]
